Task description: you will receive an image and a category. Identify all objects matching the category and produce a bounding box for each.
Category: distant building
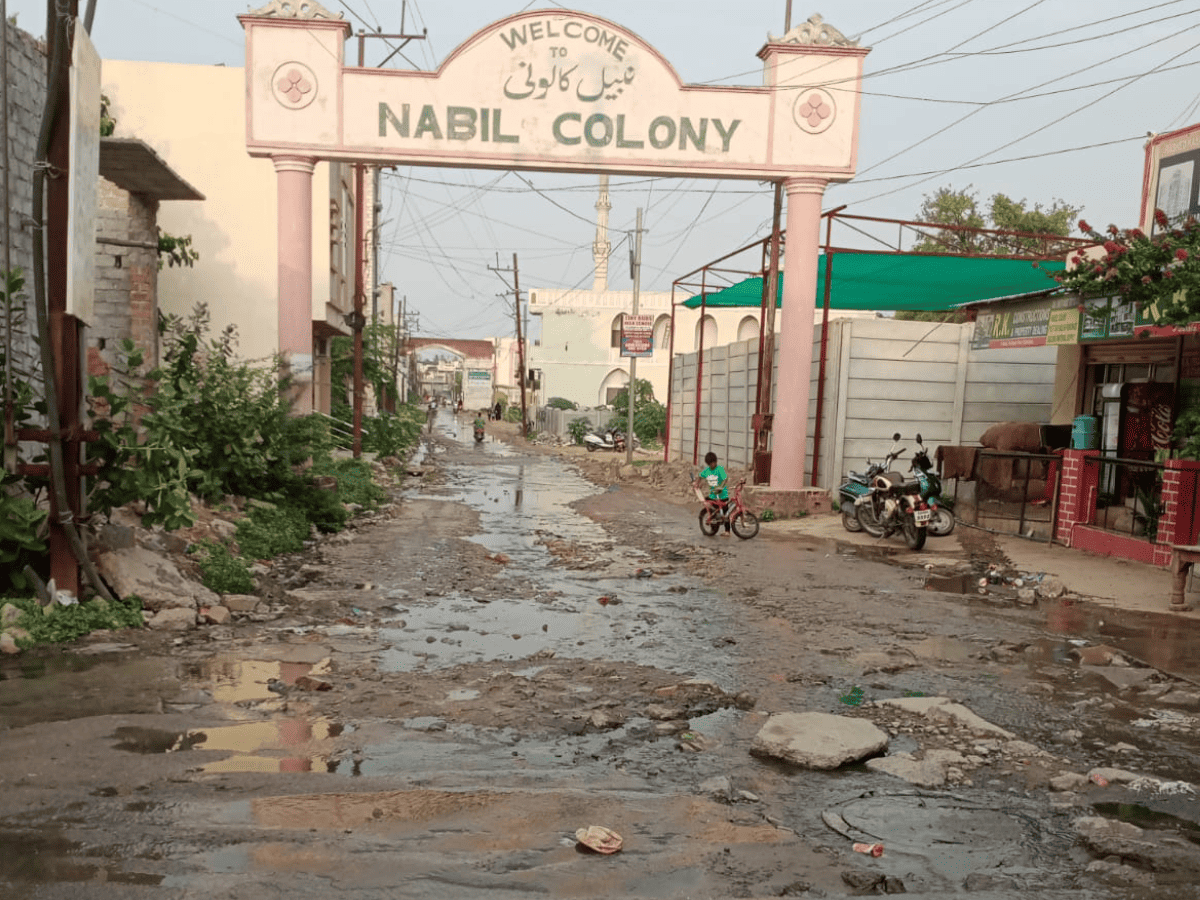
[528,177,872,408]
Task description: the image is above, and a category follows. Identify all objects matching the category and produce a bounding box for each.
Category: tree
[609,378,665,446]
[897,186,1082,321]
[909,185,1080,255]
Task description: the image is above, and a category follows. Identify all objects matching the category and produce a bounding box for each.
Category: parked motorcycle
[855,433,931,550]
[910,436,955,536]
[837,438,894,533]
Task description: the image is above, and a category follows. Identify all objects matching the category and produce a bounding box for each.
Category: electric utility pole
[625,208,644,466]
[489,254,528,434]
[351,10,426,455]
[752,0,793,484]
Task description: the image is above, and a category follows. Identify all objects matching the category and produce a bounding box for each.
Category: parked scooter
[910,436,955,536]
[854,433,932,550]
[837,438,893,533]
[583,428,638,452]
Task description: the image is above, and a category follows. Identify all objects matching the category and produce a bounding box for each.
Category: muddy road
[2,411,1200,899]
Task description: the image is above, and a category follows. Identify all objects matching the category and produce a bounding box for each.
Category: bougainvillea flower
[1177,248,1189,261]
[1155,209,1170,228]
[1078,219,1091,233]
[1107,224,1120,235]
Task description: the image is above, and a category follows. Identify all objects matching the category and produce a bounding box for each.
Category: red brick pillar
[1054,449,1097,546]
[1154,459,1200,565]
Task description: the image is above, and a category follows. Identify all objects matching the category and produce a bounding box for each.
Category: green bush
[0,478,47,594]
[329,458,387,509]
[547,397,577,410]
[192,540,254,594]
[609,378,665,446]
[567,418,591,446]
[8,594,145,647]
[235,501,311,560]
[362,406,423,457]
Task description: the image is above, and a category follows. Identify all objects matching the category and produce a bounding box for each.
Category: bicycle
[694,477,760,540]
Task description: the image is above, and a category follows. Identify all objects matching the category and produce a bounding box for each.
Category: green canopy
[682,252,1064,311]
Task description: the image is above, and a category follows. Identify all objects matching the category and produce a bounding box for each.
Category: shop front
[970,292,1200,566]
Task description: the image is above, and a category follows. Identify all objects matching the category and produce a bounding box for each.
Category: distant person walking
[427,398,437,432]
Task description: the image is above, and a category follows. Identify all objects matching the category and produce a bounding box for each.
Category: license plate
[914,508,932,524]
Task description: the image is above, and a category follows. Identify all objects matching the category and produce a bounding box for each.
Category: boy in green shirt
[698,451,730,535]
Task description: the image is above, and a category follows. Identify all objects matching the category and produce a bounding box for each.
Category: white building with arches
[528,177,871,408]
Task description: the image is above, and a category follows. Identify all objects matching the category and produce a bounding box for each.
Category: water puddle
[1093,801,1200,845]
[924,573,976,594]
[110,717,350,774]
[825,791,1074,891]
[1043,600,1200,681]
[0,829,164,886]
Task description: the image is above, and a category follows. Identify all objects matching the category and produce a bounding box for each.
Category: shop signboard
[970,295,1078,350]
[972,292,1200,350]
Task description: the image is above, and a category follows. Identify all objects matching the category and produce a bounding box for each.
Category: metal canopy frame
[665,208,1094,481]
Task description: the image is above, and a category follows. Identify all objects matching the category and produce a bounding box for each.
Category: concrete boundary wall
[669,317,1058,489]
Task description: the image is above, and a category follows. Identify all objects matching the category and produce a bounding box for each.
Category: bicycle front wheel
[731,511,759,539]
[698,507,720,536]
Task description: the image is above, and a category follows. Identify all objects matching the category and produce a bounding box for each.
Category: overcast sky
[7,0,1200,340]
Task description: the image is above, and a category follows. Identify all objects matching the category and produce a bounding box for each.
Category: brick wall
[1054,449,1200,567]
[1,22,48,396]
[92,177,160,371]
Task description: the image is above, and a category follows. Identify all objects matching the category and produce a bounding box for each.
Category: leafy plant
[547,397,577,410]
[0,477,47,593]
[608,378,665,446]
[1054,211,1200,326]
[361,406,424,457]
[87,339,200,529]
[759,508,776,522]
[157,232,199,270]
[192,540,254,595]
[235,501,311,561]
[567,417,591,446]
[329,321,406,421]
[100,93,116,136]
[8,594,145,646]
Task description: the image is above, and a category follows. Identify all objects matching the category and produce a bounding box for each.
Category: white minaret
[592,175,611,291]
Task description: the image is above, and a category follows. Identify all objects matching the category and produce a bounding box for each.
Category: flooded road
[2,416,1200,898]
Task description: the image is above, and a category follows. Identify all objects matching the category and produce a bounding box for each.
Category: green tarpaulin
[682,252,1064,311]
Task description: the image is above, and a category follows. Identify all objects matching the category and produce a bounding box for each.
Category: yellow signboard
[1045,307,1080,345]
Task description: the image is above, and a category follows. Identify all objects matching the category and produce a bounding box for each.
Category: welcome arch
[239,1,869,490]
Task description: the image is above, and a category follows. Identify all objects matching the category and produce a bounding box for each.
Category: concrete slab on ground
[774,512,1199,621]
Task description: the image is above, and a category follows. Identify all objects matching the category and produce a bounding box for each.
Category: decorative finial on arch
[247,0,343,20]
[770,14,859,48]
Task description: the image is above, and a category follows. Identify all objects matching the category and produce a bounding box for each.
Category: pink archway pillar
[770,176,828,491]
[273,154,317,414]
